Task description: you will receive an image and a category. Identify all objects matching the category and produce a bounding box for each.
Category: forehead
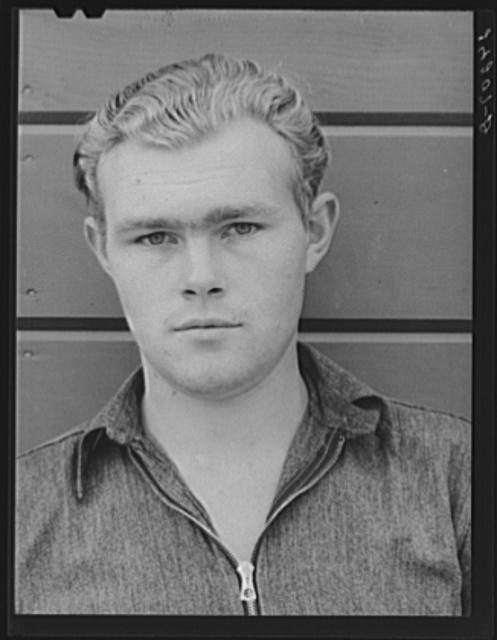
[97,118,297,218]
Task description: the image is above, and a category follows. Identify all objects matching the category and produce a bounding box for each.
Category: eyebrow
[114,203,280,235]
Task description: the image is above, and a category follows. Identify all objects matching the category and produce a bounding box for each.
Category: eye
[224,222,261,237]
[137,232,176,246]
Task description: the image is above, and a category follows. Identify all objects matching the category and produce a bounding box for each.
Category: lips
[174,319,242,331]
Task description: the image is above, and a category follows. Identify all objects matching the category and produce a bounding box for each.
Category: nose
[181,237,226,300]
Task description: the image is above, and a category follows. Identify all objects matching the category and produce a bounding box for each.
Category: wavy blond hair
[73,53,329,226]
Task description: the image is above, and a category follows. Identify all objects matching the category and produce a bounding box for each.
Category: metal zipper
[128,446,260,615]
[249,429,346,561]
[239,429,345,615]
[237,561,258,615]
[128,429,345,616]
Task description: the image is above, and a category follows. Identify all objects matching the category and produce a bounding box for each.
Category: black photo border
[2,2,495,639]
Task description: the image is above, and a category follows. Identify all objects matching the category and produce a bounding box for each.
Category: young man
[16,54,471,615]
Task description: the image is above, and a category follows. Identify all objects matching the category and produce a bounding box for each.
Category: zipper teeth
[128,448,240,565]
[265,431,345,531]
[245,599,258,616]
[268,428,342,517]
[244,431,345,613]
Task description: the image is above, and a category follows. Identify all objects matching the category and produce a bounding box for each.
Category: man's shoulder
[387,395,471,426]
[18,426,85,469]
[352,392,471,498]
[16,425,89,500]
[384,395,471,453]
[15,421,127,529]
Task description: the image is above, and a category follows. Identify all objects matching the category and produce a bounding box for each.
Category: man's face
[89,118,333,399]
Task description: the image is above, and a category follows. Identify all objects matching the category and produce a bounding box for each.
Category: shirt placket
[127,412,347,615]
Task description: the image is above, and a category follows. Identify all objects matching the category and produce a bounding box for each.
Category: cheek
[107,261,166,313]
[250,246,307,306]
[278,248,308,305]
[252,230,307,272]
[273,241,308,282]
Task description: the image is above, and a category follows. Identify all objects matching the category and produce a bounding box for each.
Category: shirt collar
[75,342,384,499]
[297,342,384,438]
[75,368,145,499]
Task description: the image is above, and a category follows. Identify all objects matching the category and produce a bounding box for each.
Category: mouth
[174,319,242,332]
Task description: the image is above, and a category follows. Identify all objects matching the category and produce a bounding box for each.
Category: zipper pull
[236,561,257,603]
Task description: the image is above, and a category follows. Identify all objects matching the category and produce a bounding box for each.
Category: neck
[141,341,308,460]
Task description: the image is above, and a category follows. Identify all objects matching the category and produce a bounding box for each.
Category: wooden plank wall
[17,10,473,453]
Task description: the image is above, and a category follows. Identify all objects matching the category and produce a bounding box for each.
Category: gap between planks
[18,331,472,344]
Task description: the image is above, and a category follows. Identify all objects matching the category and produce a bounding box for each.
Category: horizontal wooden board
[17,127,472,319]
[18,10,473,113]
[304,129,473,319]
[16,335,471,453]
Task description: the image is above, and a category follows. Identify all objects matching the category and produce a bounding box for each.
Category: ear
[84,216,113,278]
[305,192,340,274]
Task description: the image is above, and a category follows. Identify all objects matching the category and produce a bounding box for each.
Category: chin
[142,332,297,399]
[178,381,251,400]
[149,354,270,400]
[174,365,264,399]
